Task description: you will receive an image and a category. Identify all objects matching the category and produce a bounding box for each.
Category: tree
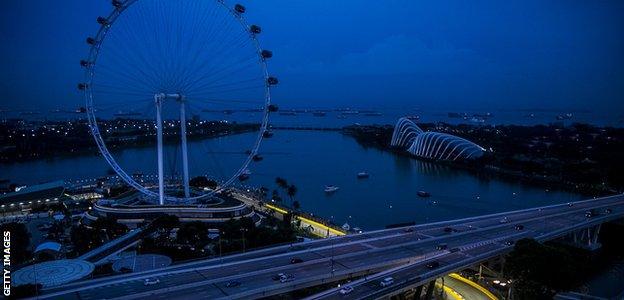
[275,177,288,189]
[287,184,297,207]
[506,238,580,299]
[292,200,301,211]
[151,215,180,232]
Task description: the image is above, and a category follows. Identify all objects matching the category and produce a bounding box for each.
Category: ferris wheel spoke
[182,54,260,92]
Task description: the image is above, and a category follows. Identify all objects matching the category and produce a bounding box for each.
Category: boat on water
[324,185,340,193]
[417,191,431,197]
[114,110,141,117]
[357,172,370,179]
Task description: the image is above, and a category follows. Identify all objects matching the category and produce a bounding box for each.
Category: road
[31,194,624,300]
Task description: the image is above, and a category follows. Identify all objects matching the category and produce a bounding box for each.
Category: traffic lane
[153,259,350,300]
[326,252,470,300]
[72,250,327,300]
[75,271,208,300]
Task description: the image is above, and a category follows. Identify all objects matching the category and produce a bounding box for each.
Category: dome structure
[391,117,424,148]
[392,117,486,161]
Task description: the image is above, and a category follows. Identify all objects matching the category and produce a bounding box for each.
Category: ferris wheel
[78,0,278,204]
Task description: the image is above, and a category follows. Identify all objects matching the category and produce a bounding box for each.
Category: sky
[1,0,623,113]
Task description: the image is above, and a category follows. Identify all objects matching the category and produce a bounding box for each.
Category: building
[391,117,486,161]
[0,180,65,212]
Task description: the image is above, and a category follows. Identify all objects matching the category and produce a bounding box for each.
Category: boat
[324,185,339,193]
[417,191,431,197]
[114,110,141,117]
[357,172,370,179]
[312,111,326,117]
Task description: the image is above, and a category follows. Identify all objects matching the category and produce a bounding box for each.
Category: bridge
[33,194,624,300]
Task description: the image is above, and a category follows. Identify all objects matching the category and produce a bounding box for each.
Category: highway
[32,194,624,300]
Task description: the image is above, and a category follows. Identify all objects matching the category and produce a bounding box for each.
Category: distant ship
[556,113,573,120]
[406,115,420,121]
[114,110,141,117]
[324,185,339,193]
[312,111,326,117]
[417,191,431,197]
[357,172,370,179]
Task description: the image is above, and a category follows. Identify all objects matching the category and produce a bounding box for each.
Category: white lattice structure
[392,117,486,161]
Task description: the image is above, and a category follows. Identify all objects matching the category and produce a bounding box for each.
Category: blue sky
[1,0,623,112]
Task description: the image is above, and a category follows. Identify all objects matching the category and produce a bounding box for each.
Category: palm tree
[275,177,288,189]
[287,184,297,208]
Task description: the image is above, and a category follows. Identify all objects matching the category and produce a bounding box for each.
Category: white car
[143,278,160,286]
[499,217,510,224]
[380,277,394,287]
[279,274,294,283]
[339,286,354,295]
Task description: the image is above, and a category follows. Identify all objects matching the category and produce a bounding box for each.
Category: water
[1,130,583,230]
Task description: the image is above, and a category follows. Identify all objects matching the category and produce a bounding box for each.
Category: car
[225,280,241,288]
[279,274,294,283]
[504,240,515,246]
[450,247,460,253]
[567,202,574,207]
[443,227,453,233]
[435,243,448,250]
[403,227,414,233]
[380,277,394,287]
[426,261,440,269]
[290,258,303,264]
[500,217,510,224]
[143,278,160,286]
[514,224,524,231]
[604,208,612,214]
[272,273,286,281]
[339,286,354,295]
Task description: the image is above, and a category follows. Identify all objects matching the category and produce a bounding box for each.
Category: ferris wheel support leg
[179,98,190,199]
[155,94,165,205]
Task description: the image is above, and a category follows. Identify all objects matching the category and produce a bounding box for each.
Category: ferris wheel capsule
[267,104,279,112]
[267,77,278,86]
[261,50,273,59]
[249,25,261,34]
[234,4,245,14]
[97,17,110,26]
[112,0,123,8]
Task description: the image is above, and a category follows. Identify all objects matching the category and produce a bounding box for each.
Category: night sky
[1,0,623,112]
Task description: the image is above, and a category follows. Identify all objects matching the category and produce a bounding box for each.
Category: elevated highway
[31,194,624,300]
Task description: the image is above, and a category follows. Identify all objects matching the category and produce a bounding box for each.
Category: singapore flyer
[78,0,278,204]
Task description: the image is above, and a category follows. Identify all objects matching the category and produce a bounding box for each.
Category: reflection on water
[0,130,583,230]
